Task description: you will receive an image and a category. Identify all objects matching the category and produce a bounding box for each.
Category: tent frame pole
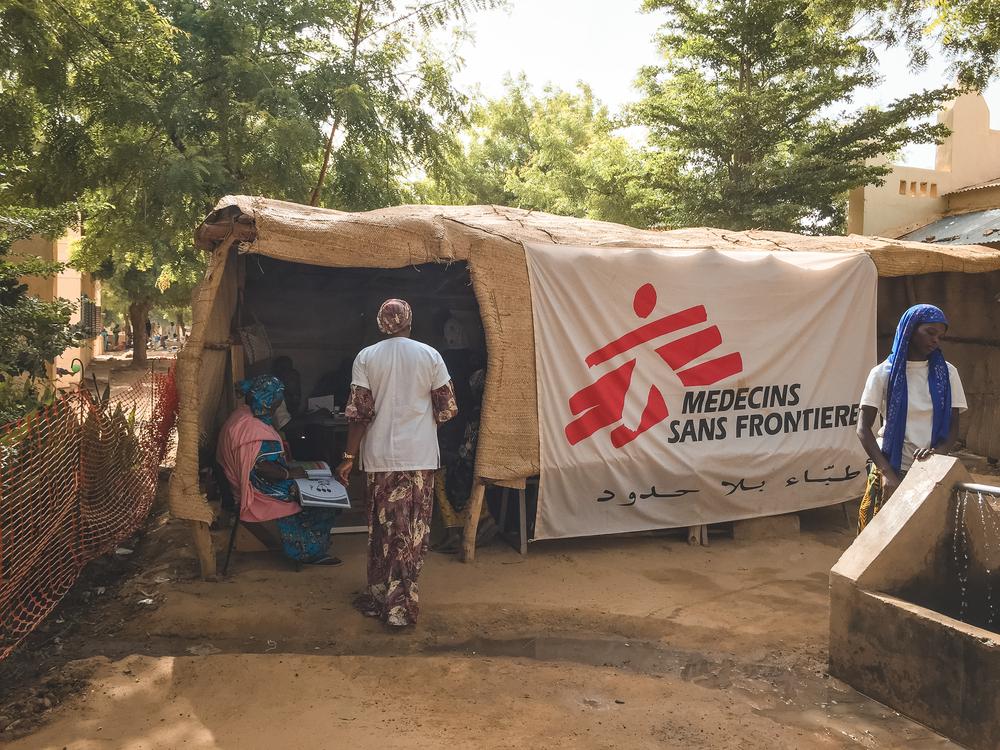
[461,480,486,562]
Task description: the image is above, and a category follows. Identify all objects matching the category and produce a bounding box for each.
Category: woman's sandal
[305,556,343,566]
[430,530,463,553]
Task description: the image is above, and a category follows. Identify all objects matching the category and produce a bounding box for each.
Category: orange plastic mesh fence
[0,365,178,661]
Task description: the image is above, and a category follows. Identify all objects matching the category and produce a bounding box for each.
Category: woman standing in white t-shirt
[856,304,968,532]
[338,298,458,628]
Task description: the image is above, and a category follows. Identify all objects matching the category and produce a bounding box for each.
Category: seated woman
[217,375,341,565]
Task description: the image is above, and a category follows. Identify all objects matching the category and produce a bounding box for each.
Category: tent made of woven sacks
[170,196,1000,575]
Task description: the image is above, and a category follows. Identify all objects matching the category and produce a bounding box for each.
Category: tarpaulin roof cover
[194,196,1000,275]
[901,208,1000,247]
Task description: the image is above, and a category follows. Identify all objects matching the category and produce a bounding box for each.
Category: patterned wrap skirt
[251,440,337,562]
[354,469,437,627]
[857,464,906,533]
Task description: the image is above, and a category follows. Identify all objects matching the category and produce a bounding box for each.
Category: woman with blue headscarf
[217,375,341,565]
[856,304,968,531]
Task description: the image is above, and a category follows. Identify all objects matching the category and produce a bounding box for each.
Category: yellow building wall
[11,235,56,301]
[12,227,103,383]
[936,93,1000,186]
[850,164,948,237]
[848,92,1000,239]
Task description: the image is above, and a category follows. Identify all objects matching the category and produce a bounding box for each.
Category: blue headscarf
[882,304,951,472]
[238,375,285,425]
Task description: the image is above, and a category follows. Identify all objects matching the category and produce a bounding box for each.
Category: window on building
[80,298,101,338]
[930,183,938,197]
[910,181,918,196]
[919,181,928,196]
[899,180,907,195]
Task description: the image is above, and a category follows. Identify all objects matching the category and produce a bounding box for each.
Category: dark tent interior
[237,256,489,532]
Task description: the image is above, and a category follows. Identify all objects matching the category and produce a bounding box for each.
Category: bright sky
[448,0,1000,168]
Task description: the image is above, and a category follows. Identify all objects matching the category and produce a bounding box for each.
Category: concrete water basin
[830,456,1000,750]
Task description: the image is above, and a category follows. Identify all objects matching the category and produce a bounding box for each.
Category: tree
[4,0,500,365]
[420,77,656,227]
[2,0,190,366]
[305,0,502,209]
[632,0,955,233]
[814,0,1000,89]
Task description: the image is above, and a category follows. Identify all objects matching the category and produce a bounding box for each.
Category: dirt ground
[85,351,176,396]
[1,487,973,750]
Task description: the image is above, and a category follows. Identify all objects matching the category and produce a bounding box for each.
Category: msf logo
[564,283,743,449]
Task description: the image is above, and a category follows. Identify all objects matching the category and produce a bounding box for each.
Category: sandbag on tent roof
[173,196,1000,577]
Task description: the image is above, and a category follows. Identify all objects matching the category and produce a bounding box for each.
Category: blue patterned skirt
[250,440,337,562]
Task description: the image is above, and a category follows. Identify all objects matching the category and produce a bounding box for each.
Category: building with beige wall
[14,226,103,383]
[847,92,1000,246]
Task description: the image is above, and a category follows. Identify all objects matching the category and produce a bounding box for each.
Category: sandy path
[3,513,959,749]
[6,651,951,750]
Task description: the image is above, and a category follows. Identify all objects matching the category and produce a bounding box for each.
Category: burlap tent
[172,195,1000,577]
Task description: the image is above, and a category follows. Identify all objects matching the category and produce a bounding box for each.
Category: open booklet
[288,460,334,479]
[287,461,351,509]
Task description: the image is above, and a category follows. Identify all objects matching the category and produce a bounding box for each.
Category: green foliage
[3,0,502,365]
[932,0,1000,87]
[0,376,57,426]
[812,0,1000,89]
[306,1,503,208]
[0,198,84,422]
[420,77,656,227]
[0,200,84,375]
[632,0,955,232]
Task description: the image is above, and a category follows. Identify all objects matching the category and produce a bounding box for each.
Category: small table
[286,411,348,467]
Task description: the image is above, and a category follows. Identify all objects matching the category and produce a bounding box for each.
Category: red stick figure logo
[564,283,743,448]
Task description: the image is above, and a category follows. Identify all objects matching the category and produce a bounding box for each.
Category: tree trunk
[175,309,187,341]
[129,300,151,368]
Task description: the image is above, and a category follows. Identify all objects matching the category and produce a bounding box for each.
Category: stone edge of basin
[829,455,1000,750]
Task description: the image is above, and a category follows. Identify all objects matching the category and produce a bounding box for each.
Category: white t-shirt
[859,359,968,471]
[352,337,452,472]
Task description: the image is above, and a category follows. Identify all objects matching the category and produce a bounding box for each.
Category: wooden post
[460,481,487,563]
[191,520,217,580]
[230,343,245,383]
[687,524,708,546]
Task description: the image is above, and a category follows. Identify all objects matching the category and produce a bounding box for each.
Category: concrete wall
[830,585,1000,750]
[850,164,948,237]
[937,92,1000,186]
[829,456,1000,750]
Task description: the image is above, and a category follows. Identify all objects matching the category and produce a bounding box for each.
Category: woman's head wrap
[238,374,285,425]
[882,304,951,472]
[377,298,412,335]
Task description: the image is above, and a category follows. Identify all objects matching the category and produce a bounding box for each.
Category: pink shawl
[216,405,300,523]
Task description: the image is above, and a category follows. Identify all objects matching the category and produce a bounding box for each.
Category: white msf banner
[525,243,877,540]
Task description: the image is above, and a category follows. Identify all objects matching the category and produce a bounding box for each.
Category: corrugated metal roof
[944,177,1000,195]
[900,208,1000,245]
